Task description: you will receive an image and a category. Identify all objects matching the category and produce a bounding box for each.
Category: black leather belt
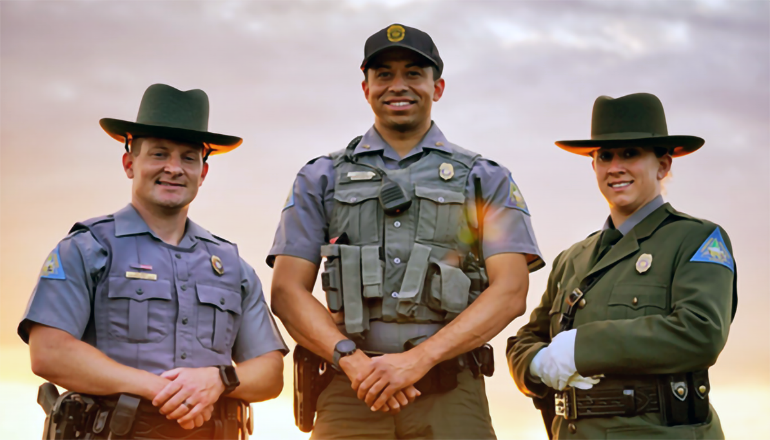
[555,381,660,420]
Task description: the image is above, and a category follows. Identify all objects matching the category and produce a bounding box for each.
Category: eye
[598,151,613,162]
[623,148,640,159]
[407,70,422,77]
[377,71,391,79]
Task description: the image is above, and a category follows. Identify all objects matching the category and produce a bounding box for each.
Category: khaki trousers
[310,369,496,440]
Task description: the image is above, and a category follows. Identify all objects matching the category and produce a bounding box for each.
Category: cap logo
[387,25,405,42]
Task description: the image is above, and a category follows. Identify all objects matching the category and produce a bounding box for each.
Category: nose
[607,155,626,175]
[388,72,409,93]
[163,154,184,175]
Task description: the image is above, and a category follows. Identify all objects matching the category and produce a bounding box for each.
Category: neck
[373,118,432,158]
[609,192,660,230]
[130,198,188,246]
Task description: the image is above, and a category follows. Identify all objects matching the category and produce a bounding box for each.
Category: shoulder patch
[504,174,530,215]
[40,246,66,280]
[283,180,295,211]
[690,227,734,272]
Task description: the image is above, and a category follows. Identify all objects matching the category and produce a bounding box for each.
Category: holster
[533,391,556,440]
[39,387,99,440]
[659,369,711,427]
[468,344,494,378]
[293,345,335,433]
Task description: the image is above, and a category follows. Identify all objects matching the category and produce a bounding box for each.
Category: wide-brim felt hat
[555,93,704,157]
[100,83,242,155]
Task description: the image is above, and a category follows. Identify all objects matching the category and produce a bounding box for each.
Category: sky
[1,1,768,438]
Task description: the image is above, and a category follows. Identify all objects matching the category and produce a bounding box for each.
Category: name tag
[347,171,376,181]
[126,271,158,281]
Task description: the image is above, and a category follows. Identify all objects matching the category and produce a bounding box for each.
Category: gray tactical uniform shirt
[268,123,544,270]
[19,204,287,374]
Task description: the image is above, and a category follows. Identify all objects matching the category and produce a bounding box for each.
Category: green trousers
[310,369,496,440]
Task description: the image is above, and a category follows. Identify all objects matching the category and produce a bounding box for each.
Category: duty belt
[554,382,660,420]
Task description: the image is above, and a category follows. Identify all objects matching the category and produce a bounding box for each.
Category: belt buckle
[554,388,577,420]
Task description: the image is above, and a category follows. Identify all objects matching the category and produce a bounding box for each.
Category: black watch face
[223,366,238,385]
[337,339,356,355]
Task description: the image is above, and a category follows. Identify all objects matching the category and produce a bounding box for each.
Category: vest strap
[397,243,432,317]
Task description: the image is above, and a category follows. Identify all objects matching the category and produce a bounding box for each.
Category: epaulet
[306,155,331,166]
[330,148,349,167]
[211,233,234,245]
[69,214,115,234]
[586,230,601,238]
[448,142,481,168]
[665,205,704,224]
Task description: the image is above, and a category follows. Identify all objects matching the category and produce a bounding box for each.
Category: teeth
[610,182,631,188]
[390,102,411,107]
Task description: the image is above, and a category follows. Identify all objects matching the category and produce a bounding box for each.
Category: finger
[394,391,409,407]
[365,378,390,407]
[386,397,401,415]
[404,386,420,403]
[371,384,399,412]
[178,402,206,424]
[160,368,183,380]
[166,401,192,420]
[203,406,213,422]
[179,419,195,430]
[194,414,204,428]
[162,389,194,418]
[153,381,183,408]
[356,371,381,400]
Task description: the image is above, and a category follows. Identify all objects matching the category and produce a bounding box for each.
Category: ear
[432,78,445,102]
[199,161,209,187]
[122,152,135,179]
[657,154,672,180]
[362,78,370,101]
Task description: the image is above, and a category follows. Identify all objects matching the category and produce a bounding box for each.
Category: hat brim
[361,44,441,73]
[99,118,242,155]
[555,135,704,158]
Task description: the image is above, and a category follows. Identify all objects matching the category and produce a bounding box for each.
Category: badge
[211,255,224,276]
[387,24,405,42]
[126,271,158,281]
[504,174,530,215]
[439,163,454,180]
[283,181,295,211]
[40,247,66,280]
[690,227,734,272]
[636,254,653,274]
[347,171,376,181]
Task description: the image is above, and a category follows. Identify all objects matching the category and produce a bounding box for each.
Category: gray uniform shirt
[269,123,544,271]
[19,204,287,373]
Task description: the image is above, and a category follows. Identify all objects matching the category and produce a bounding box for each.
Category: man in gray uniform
[269,24,544,439]
[19,84,287,439]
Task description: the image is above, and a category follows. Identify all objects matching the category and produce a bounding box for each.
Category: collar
[352,122,452,160]
[602,195,665,236]
[114,204,219,246]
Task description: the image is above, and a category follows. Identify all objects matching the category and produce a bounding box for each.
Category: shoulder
[562,233,600,261]
[298,155,335,182]
[470,157,509,180]
[662,205,726,240]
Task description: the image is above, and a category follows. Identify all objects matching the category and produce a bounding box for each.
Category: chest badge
[211,255,224,276]
[636,253,653,274]
[439,163,454,180]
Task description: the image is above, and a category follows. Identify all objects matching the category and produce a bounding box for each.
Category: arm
[575,225,735,376]
[29,324,169,400]
[229,351,284,402]
[361,252,530,409]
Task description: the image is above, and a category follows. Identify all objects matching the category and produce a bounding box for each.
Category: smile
[609,181,633,188]
[157,181,185,187]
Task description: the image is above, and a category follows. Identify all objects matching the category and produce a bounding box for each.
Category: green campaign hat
[100,84,242,155]
[555,93,704,157]
[361,24,443,77]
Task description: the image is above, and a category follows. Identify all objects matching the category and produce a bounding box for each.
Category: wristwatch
[218,365,240,395]
[332,339,357,371]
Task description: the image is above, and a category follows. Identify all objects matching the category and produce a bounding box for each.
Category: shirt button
[391,292,399,298]
[181,352,187,360]
[181,285,187,291]
[568,423,577,434]
[220,298,225,305]
[350,197,357,203]
[632,297,639,305]
[393,258,401,264]
[175,253,181,259]
[394,221,401,228]
[438,197,445,203]
[182,317,188,325]
[136,288,143,295]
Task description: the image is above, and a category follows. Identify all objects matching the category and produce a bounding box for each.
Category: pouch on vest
[397,243,432,318]
[320,245,343,312]
[361,245,383,298]
[429,262,471,319]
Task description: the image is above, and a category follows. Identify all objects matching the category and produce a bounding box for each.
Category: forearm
[229,351,284,402]
[29,325,166,400]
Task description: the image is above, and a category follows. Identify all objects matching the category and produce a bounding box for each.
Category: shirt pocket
[196,283,243,354]
[107,277,173,342]
[414,186,466,245]
[607,284,668,320]
[331,185,381,244]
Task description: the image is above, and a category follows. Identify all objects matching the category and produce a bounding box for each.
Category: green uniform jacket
[507,203,737,439]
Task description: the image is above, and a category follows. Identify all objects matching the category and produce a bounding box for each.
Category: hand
[355,351,428,412]
[532,330,580,391]
[152,367,225,425]
[567,373,601,390]
[339,351,420,414]
[177,405,215,430]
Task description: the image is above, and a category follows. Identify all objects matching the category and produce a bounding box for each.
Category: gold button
[632,297,639,305]
[362,144,370,149]
[578,298,587,309]
[435,142,444,147]
[699,385,707,394]
[568,423,577,433]
[677,386,685,396]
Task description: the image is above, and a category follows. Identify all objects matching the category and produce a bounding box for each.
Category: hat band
[591,131,665,140]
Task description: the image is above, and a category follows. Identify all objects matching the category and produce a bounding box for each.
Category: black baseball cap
[361,24,443,77]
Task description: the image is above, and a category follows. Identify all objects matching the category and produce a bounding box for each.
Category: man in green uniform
[507,93,736,439]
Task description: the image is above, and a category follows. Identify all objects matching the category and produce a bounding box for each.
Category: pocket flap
[196,284,243,314]
[414,186,465,204]
[108,277,171,301]
[333,185,381,205]
[433,262,471,314]
[608,284,667,310]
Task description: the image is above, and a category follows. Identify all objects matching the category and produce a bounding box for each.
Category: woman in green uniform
[507,93,737,439]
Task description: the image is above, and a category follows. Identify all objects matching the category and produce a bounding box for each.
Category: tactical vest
[72,213,242,374]
[320,139,488,345]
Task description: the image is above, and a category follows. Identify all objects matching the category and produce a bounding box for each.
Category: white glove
[529,330,601,391]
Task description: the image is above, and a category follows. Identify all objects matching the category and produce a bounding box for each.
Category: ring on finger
[183,400,194,410]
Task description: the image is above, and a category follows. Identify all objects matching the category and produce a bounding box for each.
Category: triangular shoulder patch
[690,227,734,272]
[40,246,66,280]
[504,174,530,215]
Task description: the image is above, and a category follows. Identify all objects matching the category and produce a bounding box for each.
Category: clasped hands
[150,367,226,430]
[339,350,430,414]
[529,329,601,391]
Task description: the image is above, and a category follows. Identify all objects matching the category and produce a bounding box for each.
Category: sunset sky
[1,1,768,438]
